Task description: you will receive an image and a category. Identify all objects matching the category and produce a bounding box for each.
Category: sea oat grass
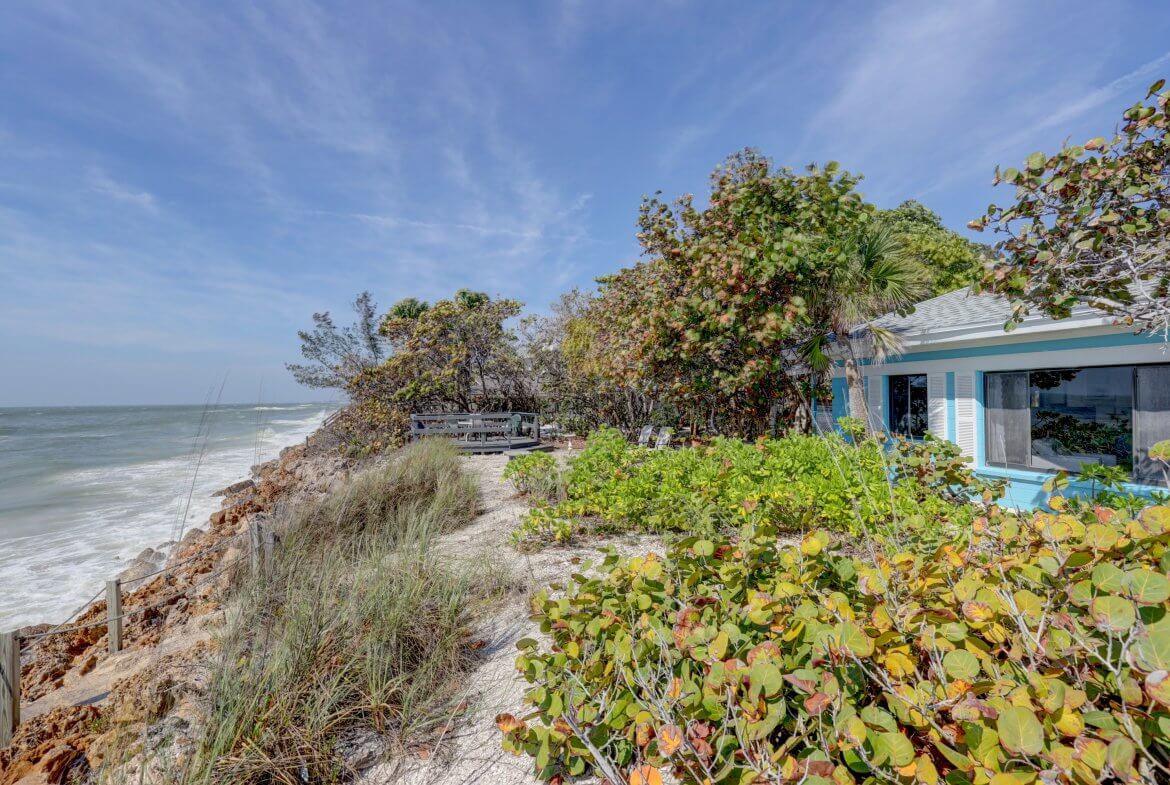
[181,440,500,785]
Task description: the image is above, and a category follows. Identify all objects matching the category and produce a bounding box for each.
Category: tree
[972,79,1170,336]
[372,292,533,412]
[800,224,930,431]
[388,297,430,320]
[286,291,386,390]
[520,290,659,433]
[595,149,873,437]
[454,289,490,310]
[878,200,989,294]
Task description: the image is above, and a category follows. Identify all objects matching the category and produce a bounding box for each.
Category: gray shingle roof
[869,288,1012,335]
[865,286,1118,343]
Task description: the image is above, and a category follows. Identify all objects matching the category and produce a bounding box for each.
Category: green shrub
[502,502,1170,784]
[514,427,1001,542]
[1061,466,1170,516]
[504,452,562,501]
[510,505,578,550]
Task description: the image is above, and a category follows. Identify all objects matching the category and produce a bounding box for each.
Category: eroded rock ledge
[1,427,352,785]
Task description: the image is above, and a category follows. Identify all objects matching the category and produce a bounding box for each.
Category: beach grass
[180,439,501,784]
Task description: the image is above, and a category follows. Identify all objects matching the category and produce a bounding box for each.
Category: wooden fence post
[106,580,123,654]
[0,631,18,748]
[262,528,277,578]
[249,519,262,575]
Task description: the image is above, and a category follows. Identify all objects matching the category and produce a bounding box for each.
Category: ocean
[0,402,337,630]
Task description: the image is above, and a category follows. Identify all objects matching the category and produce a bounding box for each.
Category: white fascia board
[893,312,1116,350]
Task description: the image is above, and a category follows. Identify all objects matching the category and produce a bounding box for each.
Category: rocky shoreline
[2,423,354,784]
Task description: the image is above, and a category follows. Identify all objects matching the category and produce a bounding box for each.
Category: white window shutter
[927,372,947,439]
[866,375,884,432]
[955,372,976,459]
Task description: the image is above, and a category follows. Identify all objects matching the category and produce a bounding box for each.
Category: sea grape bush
[502,502,1170,784]
[503,452,562,501]
[510,505,577,549]
[509,427,1002,548]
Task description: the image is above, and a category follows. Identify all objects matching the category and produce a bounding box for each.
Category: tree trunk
[844,356,870,433]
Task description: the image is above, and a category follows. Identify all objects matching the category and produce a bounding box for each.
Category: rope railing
[16,531,250,656]
[1,520,275,747]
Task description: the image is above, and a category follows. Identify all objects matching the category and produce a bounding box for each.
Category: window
[888,374,928,438]
[984,364,1170,484]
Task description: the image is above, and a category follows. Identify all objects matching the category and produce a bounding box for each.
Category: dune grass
[182,439,500,785]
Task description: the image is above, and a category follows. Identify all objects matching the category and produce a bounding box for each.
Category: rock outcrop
[5,423,352,785]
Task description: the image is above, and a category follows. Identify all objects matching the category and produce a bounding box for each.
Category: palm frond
[865,324,906,364]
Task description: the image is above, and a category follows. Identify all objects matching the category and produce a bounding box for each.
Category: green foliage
[287,291,386,390]
[519,289,659,435]
[1042,467,1170,518]
[975,79,1170,336]
[878,200,990,294]
[510,505,578,550]
[514,427,1002,544]
[594,149,875,436]
[343,291,537,450]
[1149,440,1170,489]
[836,415,868,443]
[185,441,501,784]
[1033,411,1133,470]
[503,501,1170,784]
[800,223,930,426]
[388,296,430,320]
[503,452,562,501]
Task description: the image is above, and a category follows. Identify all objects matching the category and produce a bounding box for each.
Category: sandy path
[364,452,662,785]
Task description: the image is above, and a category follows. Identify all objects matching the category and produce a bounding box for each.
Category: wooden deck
[409,412,545,454]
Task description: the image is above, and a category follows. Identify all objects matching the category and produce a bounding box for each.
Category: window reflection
[888,374,928,439]
[1029,367,1133,472]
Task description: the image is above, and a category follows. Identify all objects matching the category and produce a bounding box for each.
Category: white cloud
[86,168,159,213]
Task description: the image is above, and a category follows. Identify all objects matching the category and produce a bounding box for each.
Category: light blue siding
[977,466,1166,510]
[810,338,1167,511]
[831,378,848,421]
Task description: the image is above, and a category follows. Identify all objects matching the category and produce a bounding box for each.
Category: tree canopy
[973,79,1170,336]
[878,200,989,294]
[286,291,385,390]
[290,150,996,444]
[593,150,875,436]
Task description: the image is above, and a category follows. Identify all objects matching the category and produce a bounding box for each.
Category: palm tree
[801,224,929,433]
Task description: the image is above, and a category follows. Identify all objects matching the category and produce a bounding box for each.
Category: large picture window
[984,364,1170,484]
[888,374,928,439]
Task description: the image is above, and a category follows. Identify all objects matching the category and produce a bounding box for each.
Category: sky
[1,1,1168,406]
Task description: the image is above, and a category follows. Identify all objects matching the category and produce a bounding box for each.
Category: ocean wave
[0,405,333,629]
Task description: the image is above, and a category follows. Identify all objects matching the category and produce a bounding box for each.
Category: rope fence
[1,520,276,747]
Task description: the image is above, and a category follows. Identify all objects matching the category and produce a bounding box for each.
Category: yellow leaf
[629,765,664,785]
[962,601,995,624]
[658,724,683,755]
[800,532,825,556]
[1054,709,1084,737]
[884,650,917,679]
[495,713,525,733]
[915,755,939,785]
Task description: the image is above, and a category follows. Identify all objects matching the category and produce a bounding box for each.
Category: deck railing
[409,411,540,450]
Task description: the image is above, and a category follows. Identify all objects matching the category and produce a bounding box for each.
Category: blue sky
[1,1,1167,406]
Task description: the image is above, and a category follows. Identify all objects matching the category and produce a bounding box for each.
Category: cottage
[815,288,1170,508]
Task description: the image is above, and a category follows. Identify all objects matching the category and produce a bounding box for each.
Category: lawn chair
[636,424,655,447]
[654,427,673,450]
